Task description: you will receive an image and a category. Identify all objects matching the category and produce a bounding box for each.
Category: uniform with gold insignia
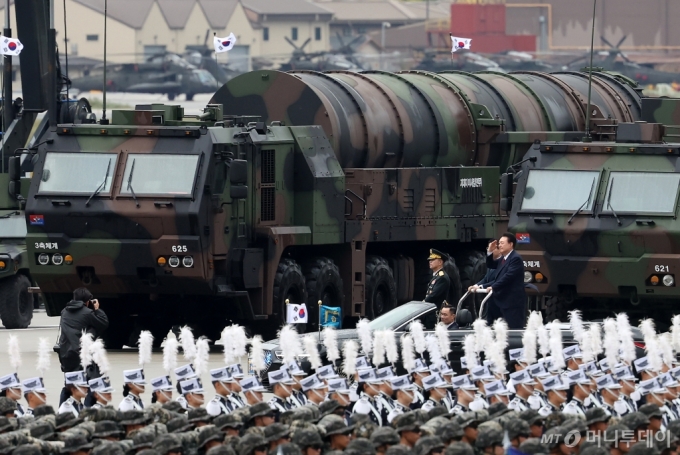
[424,249,450,304]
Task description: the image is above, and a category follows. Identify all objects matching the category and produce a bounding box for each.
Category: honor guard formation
[2,311,680,455]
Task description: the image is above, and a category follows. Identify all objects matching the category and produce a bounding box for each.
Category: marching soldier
[424,249,450,304]
[88,376,113,409]
[119,368,146,411]
[562,370,591,418]
[351,368,383,426]
[206,367,233,416]
[613,365,638,416]
[0,373,24,417]
[267,369,295,419]
[538,375,568,417]
[58,371,89,417]
[526,363,551,410]
[376,367,397,424]
[178,377,205,410]
[595,374,623,418]
[421,373,452,412]
[21,377,47,416]
[387,375,416,423]
[508,370,535,412]
[226,363,247,409]
[284,362,308,408]
[299,374,327,406]
[408,358,430,409]
[150,376,174,404]
[239,375,267,406]
[450,375,479,415]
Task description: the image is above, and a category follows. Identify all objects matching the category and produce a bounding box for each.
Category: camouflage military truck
[23,69,642,345]
[507,97,680,323]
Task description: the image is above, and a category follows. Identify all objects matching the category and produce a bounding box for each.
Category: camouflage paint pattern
[23,69,645,337]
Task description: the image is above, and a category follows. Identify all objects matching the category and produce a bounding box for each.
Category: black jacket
[58,300,109,372]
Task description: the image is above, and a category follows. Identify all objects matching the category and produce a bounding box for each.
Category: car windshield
[120,154,199,196]
[369,303,435,331]
[0,212,26,238]
[521,169,600,212]
[603,172,680,215]
[38,152,117,194]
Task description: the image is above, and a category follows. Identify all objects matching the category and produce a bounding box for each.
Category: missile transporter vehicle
[507,97,680,323]
[23,69,642,344]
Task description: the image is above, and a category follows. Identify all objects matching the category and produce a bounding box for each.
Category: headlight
[651,275,660,286]
[524,271,533,283]
[157,257,167,267]
[0,260,5,270]
[182,256,194,268]
[168,256,180,268]
[664,275,674,287]
[52,253,63,265]
[64,254,73,265]
[38,253,50,265]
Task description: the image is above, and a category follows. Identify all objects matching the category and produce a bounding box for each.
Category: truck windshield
[521,169,600,212]
[0,212,26,238]
[38,152,117,194]
[603,172,680,215]
[120,154,199,196]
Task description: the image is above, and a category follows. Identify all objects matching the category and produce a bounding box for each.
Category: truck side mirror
[8,156,20,181]
[230,160,247,185]
[500,173,513,199]
[500,197,513,212]
[230,185,248,199]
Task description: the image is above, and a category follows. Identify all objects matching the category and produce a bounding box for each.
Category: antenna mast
[101,0,108,124]
[583,0,597,142]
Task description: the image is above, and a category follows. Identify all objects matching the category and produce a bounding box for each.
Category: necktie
[501,257,506,266]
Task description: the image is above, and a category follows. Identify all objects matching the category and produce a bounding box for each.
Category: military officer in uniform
[58,371,89,417]
[150,376,174,404]
[267,369,295,419]
[179,377,205,410]
[21,377,47,416]
[424,249,450,305]
[408,358,430,409]
[613,365,638,416]
[239,375,267,405]
[0,373,24,417]
[508,370,535,412]
[299,374,327,406]
[562,370,591,418]
[526,363,551,410]
[206,367,234,416]
[450,374,479,415]
[387,375,416,423]
[595,374,623,418]
[118,368,146,411]
[88,376,113,409]
[421,373,452,412]
[351,368,383,426]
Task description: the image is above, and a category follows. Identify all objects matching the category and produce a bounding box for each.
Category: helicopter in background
[71,52,219,101]
[278,36,362,72]
[413,49,504,72]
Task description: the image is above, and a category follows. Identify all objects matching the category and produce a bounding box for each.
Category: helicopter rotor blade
[299,38,312,52]
[600,35,615,49]
[615,35,628,49]
[284,36,300,51]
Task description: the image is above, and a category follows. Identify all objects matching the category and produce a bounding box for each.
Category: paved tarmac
[0,310,250,407]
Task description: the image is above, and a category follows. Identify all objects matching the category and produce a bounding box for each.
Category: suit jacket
[486,250,526,328]
[476,267,498,287]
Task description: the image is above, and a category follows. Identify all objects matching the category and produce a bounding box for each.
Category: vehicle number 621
[654,265,670,272]
[172,245,188,253]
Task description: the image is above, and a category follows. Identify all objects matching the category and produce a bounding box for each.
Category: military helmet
[188,408,211,423]
[237,433,267,455]
[61,435,94,453]
[291,428,323,449]
[518,438,547,455]
[370,427,400,448]
[0,439,12,455]
[440,421,464,442]
[414,435,445,455]
[584,408,610,426]
[638,404,663,419]
[268,443,301,455]
[318,400,343,419]
[207,445,237,455]
[444,442,474,455]
[474,426,503,449]
[214,414,243,430]
[130,431,156,450]
[385,446,411,455]
[91,442,126,455]
[627,442,660,455]
[119,410,149,426]
[0,398,17,415]
[263,423,290,443]
[621,413,651,431]
[505,419,531,441]
[33,404,56,417]
[166,416,193,433]
[93,420,123,438]
[392,412,421,433]
[152,434,183,455]
[345,438,375,455]
[249,402,275,420]
[323,416,355,437]
[12,445,43,455]
[0,416,13,433]
[198,426,226,448]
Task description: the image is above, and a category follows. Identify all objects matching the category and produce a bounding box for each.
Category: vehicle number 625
[172,245,188,253]
[654,265,670,272]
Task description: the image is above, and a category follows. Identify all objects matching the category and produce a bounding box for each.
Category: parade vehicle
[0,0,92,328]
[255,296,646,382]
[21,67,645,346]
[507,98,680,323]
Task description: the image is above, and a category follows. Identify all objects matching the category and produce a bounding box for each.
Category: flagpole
[1,0,10,174]
[213,32,218,80]
[583,0,597,142]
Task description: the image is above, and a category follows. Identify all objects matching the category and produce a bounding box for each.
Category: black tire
[273,258,308,324]
[545,296,569,322]
[304,258,344,331]
[185,93,195,101]
[457,251,487,316]
[365,256,397,319]
[443,258,463,307]
[0,274,34,329]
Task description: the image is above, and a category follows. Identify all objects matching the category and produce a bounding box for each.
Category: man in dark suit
[483,233,526,329]
[439,303,458,330]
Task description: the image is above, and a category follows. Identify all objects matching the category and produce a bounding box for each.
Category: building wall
[505,0,680,50]
[258,20,330,58]
[219,4,261,65]
[53,0,137,63]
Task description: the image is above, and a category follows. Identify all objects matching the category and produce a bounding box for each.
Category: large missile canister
[212,69,641,169]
